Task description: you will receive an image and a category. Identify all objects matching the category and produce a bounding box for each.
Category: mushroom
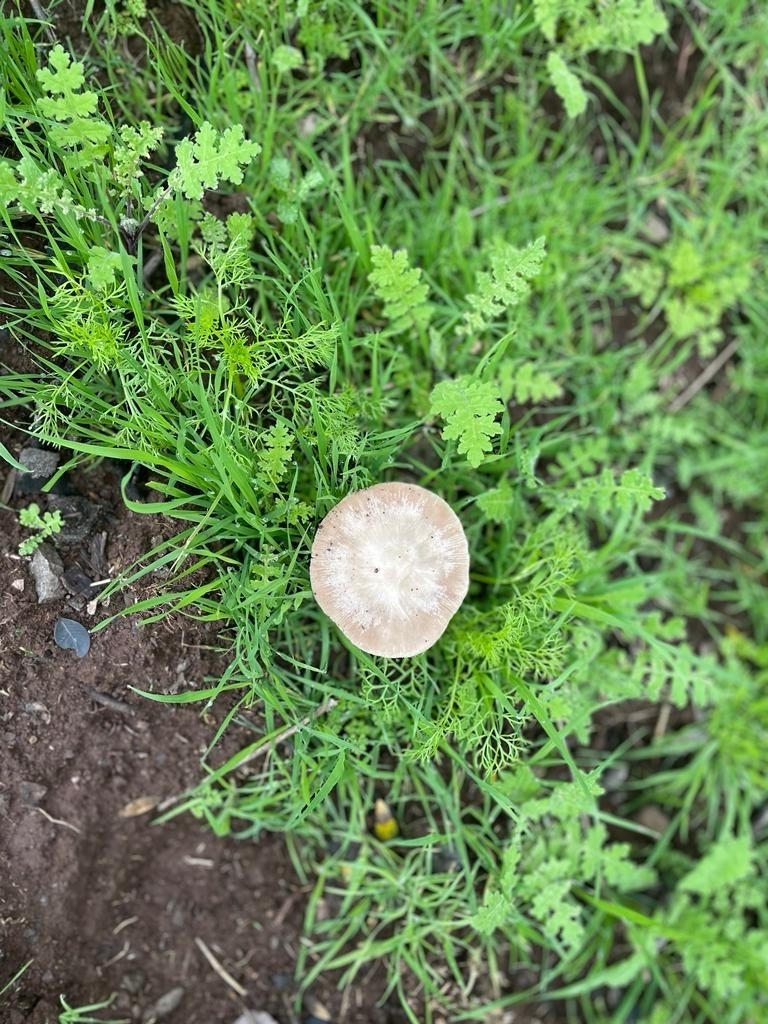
[309,482,470,658]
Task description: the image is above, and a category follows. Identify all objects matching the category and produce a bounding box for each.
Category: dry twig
[194,937,248,998]
[668,337,740,413]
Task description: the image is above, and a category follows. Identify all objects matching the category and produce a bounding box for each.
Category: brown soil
[0,435,407,1024]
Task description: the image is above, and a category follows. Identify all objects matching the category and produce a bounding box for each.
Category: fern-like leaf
[679,835,755,897]
[462,236,546,336]
[546,51,588,117]
[499,359,563,404]
[429,375,504,468]
[576,467,665,517]
[534,0,667,54]
[35,45,111,160]
[368,244,433,332]
[170,122,261,201]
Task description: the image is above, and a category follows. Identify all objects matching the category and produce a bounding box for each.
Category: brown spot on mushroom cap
[310,482,470,658]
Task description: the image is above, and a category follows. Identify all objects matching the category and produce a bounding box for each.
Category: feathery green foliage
[1,1,767,1022]
[461,236,547,337]
[368,244,433,333]
[534,0,668,114]
[429,377,504,468]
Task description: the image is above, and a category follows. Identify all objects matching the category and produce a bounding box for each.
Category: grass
[57,996,128,1024]
[1,0,767,1021]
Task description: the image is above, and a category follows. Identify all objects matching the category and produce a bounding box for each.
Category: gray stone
[17,781,48,806]
[47,494,98,544]
[15,446,60,494]
[142,987,185,1022]
[231,1013,280,1024]
[29,543,65,602]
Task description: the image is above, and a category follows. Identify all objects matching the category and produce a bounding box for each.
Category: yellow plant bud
[373,798,399,841]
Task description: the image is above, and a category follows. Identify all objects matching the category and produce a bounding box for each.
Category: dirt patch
[0,433,406,1024]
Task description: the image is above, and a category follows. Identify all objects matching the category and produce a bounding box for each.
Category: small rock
[17,781,48,807]
[62,565,97,597]
[29,544,65,603]
[47,494,99,544]
[142,987,184,1023]
[304,993,332,1021]
[231,1013,280,1024]
[23,701,51,724]
[634,804,671,835]
[113,992,133,1013]
[121,969,146,995]
[15,446,60,494]
[640,211,670,244]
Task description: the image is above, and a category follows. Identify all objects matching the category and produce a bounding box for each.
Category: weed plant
[17,500,63,554]
[1,1,767,1022]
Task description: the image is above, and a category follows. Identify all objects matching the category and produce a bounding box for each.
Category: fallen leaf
[53,617,90,657]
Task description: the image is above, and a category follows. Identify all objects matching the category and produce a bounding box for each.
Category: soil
[0,434,416,1024]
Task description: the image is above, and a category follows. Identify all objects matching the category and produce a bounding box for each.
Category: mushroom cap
[310,482,470,658]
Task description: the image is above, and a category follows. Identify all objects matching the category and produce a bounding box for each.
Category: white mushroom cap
[310,482,470,658]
